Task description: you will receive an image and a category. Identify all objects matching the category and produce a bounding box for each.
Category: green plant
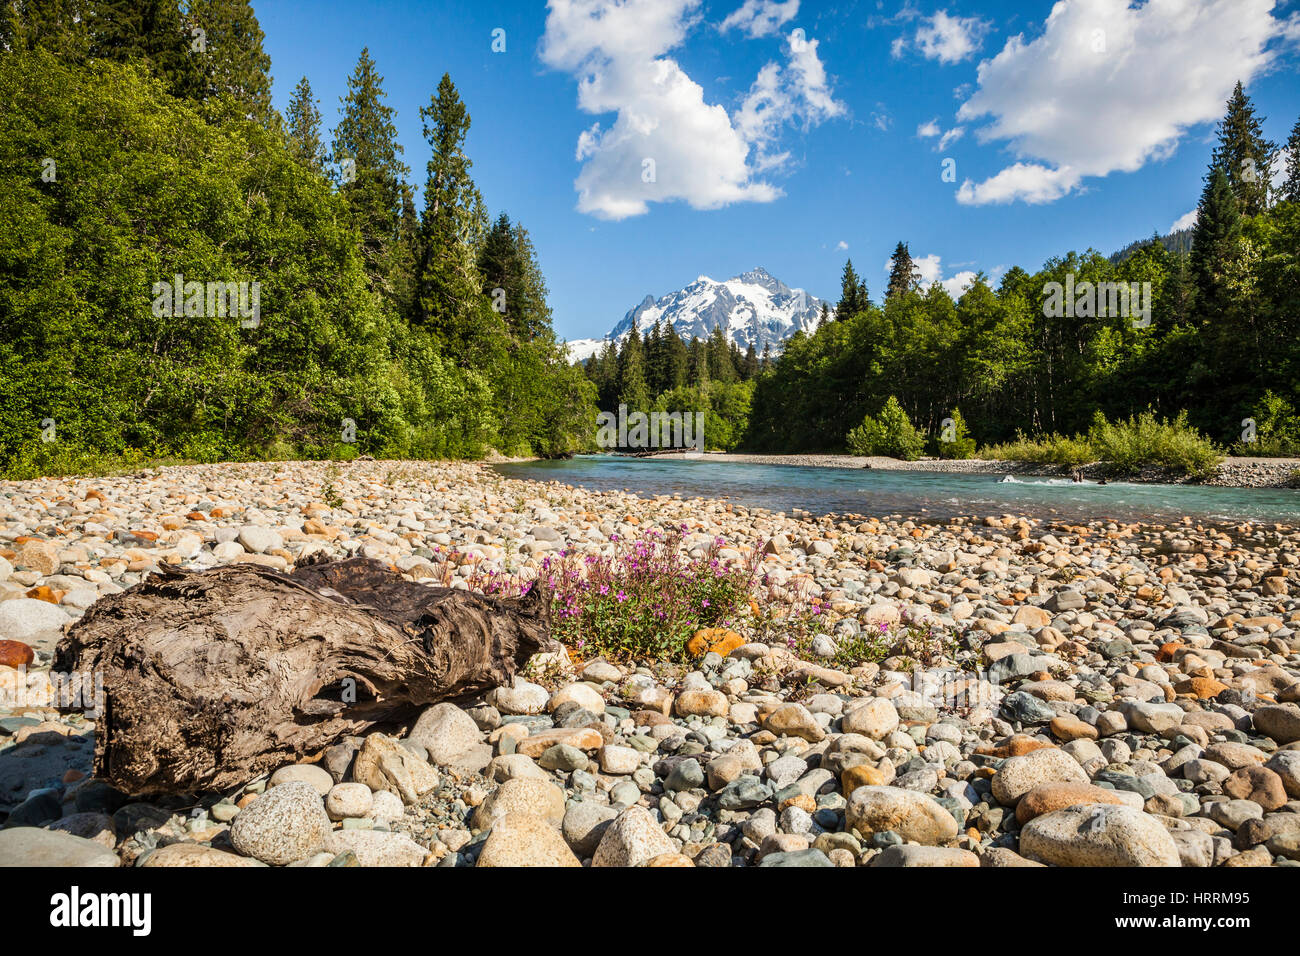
[846,396,925,460]
[934,407,977,459]
[1087,409,1222,478]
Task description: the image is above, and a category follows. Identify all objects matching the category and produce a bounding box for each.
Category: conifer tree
[285,76,324,171]
[332,48,410,290]
[887,241,920,301]
[835,259,866,317]
[1212,81,1276,216]
[1190,164,1242,316]
[186,0,272,122]
[412,72,485,355]
[1281,114,1300,205]
[616,323,650,412]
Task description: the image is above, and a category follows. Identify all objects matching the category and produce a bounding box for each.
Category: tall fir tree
[1281,114,1300,205]
[284,75,324,172]
[332,48,410,293]
[835,259,867,318]
[616,323,650,412]
[887,241,920,301]
[1189,164,1242,317]
[186,0,272,122]
[413,72,488,359]
[1211,81,1276,216]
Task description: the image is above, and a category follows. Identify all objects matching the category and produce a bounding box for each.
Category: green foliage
[0,32,596,474]
[1232,391,1300,456]
[1087,410,1222,478]
[934,407,976,459]
[978,433,1095,468]
[846,396,925,460]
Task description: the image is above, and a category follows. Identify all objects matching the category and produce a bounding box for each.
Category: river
[494,455,1300,525]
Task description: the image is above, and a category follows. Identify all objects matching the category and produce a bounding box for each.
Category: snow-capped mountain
[566,267,830,362]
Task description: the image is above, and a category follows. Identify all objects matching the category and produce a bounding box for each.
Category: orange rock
[1156,641,1182,662]
[687,628,744,658]
[24,586,62,604]
[186,511,207,520]
[780,794,817,814]
[841,764,892,792]
[1016,783,1131,824]
[0,640,35,668]
[977,734,1052,758]
[62,769,85,784]
[1175,676,1229,699]
[645,852,694,867]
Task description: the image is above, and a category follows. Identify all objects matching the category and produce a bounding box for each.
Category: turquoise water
[494,456,1300,525]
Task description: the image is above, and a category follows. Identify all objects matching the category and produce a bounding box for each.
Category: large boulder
[991,747,1089,805]
[592,806,677,867]
[1020,804,1180,867]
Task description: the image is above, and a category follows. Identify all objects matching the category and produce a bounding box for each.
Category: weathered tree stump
[54,555,552,796]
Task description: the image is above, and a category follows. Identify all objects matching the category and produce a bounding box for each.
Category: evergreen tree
[616,323,650,412]
[412,72,485,357]
[332,48,410,292]
[741,343,759,380]
[284,75,324,171]
[688,336,709,387]
[1190,165,1242,316]
[1211,81,1276,216]
[186,0,272,122]
[1281,114,1300,205]
[835,259,867,318]
[86,0,204,99]
[887,241,920,301]
[1,0,91,57]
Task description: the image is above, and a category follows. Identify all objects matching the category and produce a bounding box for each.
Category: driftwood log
[53,555,553,796]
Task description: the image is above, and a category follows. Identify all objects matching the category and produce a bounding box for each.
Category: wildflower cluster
[475,526,760,662]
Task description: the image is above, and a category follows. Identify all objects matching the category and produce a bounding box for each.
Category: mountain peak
[567,268,831,362]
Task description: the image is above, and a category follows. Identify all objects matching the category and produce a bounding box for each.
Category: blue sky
[258,0,1300,341]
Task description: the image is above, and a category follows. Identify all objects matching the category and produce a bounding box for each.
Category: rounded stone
[844,786,960,845]
[269,763,334,796]
[230,781,331,866]
[991,747,1089,805]
[592,806,677,867]
[1021,804,1180,866]
[325,783,374,820]
[472,777,566,829]
[478,812,581,867]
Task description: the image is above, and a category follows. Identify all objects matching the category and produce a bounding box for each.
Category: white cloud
[956,161,1081,205]
[894,9,992,64]
[837,239,849,250]
[543,1,842,218]
[1170,208,1198,232]
[736,29,845,170]
[884,252,977,298]
[936,126,965,150]
[542,0,777,219]
[954,0,1291,206]
[918,117,965,151]
[720,0,799,38]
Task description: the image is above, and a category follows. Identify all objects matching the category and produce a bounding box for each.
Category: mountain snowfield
[565,267,831,362]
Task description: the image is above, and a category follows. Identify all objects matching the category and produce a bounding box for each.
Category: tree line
[746,82,1300,458]
[0,0,595,475]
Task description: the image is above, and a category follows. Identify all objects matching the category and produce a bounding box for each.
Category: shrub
[846,396,925,460]
[978,432,1095,468]
[1231,391,1300,457]
[1087,409,1222,478]
[934,407,977,459]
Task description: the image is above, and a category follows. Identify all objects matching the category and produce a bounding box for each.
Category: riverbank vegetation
[0,2,596,479]
[743,83,1300,471]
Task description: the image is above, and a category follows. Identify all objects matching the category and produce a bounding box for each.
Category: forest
[585,82,1300,462]
[0,0,596,477]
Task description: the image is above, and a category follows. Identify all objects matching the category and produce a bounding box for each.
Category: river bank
[638,452,1300,489]
[1,459,1298,868]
